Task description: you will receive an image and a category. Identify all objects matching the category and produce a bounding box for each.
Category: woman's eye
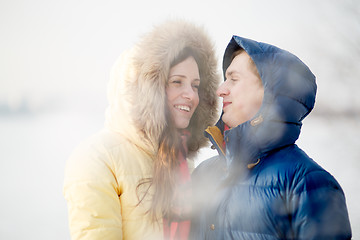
[193,84,200,90]
[170,79,181,84]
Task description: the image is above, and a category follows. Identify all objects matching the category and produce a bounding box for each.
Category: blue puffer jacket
[190,36,352,240]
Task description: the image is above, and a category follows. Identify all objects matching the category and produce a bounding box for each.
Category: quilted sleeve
[290,170,352,240]
[63,143,122,239]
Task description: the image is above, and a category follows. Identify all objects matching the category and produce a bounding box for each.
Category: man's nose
[216,81,229,97]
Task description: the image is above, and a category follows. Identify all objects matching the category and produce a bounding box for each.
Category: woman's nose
[182,84,196,100]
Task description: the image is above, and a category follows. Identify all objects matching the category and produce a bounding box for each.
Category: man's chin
[221,116,231,128]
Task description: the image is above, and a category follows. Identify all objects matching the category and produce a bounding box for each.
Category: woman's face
[166,56,200,129]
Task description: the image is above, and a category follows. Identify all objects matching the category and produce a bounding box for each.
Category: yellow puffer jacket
[63,19,220,240]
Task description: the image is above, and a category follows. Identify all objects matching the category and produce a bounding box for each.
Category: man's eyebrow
[225,70,240,77]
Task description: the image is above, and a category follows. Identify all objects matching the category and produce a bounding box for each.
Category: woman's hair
[137,47,201,222]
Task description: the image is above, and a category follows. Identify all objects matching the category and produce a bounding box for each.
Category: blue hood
[219,35,317,170]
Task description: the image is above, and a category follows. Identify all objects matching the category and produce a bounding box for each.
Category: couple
[63,20,352,239]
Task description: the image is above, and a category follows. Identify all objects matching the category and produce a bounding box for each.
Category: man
[190,36,352,239]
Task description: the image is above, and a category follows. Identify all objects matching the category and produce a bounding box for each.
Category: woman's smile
[174,104,191,112]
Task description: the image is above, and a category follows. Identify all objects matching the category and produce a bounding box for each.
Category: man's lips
[223,102,231,109]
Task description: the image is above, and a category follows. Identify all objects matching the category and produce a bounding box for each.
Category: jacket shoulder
[64,129,127,183]
[259,144,343,194]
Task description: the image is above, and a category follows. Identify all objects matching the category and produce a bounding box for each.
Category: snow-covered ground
[0,110,358,239]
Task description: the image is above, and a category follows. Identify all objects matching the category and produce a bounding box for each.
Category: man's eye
[193,85,200,89]
[225,78,237,82]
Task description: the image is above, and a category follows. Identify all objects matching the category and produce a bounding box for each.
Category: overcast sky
[1,0,359,114]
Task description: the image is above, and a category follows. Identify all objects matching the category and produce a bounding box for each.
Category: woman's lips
[174,104,191,112]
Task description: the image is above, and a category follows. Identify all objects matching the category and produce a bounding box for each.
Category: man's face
[217,51,264,128]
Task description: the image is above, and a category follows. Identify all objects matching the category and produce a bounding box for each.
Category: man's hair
[231,48,261,80]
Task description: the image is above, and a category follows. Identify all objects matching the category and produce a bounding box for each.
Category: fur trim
[106,19,220,155]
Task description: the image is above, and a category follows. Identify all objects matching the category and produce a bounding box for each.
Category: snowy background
[1,0,359,239]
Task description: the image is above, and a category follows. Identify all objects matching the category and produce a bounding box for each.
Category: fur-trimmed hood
[105,20,220,155]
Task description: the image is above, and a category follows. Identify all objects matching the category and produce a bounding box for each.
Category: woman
[63,20,220,239]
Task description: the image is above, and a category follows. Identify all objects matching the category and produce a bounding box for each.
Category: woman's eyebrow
[169,74,186,78]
